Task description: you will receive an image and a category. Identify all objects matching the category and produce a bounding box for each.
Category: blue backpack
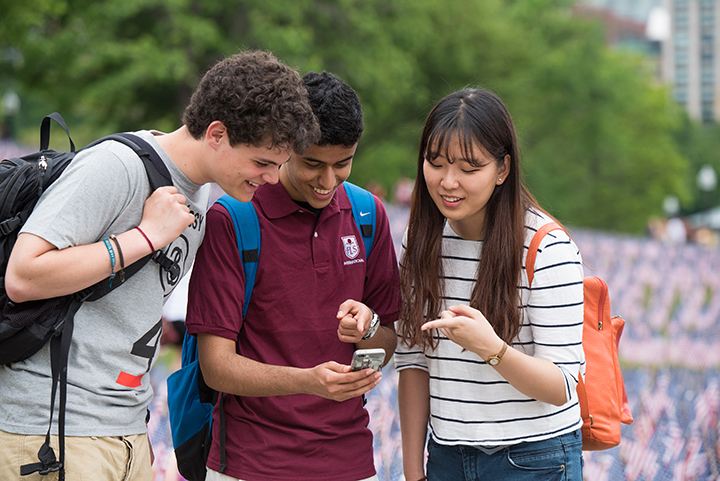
[166,182,377,481]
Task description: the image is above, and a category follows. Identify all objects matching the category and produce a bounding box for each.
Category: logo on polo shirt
[342,235,360,259]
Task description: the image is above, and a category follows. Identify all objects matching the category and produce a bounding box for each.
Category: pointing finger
[421,318,456,331]
[337,299,357,319]
[448,304,481,317]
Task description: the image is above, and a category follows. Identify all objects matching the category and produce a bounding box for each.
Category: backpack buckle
[152,251,181,282]
[20,461,62,476]
[0,215,21,237]
[37,462,62,475]
[20,442,62,476]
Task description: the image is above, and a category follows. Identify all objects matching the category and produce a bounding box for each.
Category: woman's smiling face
[423,134,508,240]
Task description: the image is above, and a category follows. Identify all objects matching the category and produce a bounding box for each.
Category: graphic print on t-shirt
[160,207,206,297]
[161,234,189,296]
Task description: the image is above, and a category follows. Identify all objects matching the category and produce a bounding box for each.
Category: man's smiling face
[280,143,357,209]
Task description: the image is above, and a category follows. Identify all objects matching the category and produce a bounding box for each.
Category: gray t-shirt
[0,131,209,436]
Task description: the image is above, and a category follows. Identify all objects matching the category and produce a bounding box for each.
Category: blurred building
[661,0,720,123]
[576,0,663,55]
[575,1,664,76]
[580,0,663,23]
[579,0,720,124]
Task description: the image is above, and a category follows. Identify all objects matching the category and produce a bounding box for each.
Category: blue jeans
[426,430,583,481]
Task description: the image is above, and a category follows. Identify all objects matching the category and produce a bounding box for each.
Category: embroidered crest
[342,235,360,259]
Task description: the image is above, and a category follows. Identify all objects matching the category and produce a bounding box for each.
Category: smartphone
[350,348,386,371]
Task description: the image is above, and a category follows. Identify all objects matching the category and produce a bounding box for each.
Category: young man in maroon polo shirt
[185,72,400,481]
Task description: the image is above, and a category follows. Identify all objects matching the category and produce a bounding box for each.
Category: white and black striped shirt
[395,209,585,446]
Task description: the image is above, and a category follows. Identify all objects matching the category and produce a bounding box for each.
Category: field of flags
[571,231,720,481]
[148,205,720,481]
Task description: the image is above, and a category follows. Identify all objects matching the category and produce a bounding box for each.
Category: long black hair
[399,88,540,349]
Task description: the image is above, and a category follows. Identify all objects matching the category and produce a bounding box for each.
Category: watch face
[488,357,499,366]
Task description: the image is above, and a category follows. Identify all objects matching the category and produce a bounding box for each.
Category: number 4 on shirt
[116,319,162,388]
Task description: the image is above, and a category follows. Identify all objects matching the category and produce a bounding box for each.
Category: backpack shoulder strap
[216,195,260,317]
[79,133,176,301]
[526,222,565,286]
[343,181,376,259]
[93,133,173,190]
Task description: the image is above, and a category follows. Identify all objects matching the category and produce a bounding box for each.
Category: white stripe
[395,211,585,445]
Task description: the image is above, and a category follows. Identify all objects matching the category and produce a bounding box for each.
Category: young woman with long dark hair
[395,88,584,481]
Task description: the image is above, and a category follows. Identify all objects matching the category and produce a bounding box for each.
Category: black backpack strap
[20,300,81,481]
[40,113,75,152]
[103,133,172,191]
[76,252,150,301]
[79,132,180,301]
[84,133,172,190]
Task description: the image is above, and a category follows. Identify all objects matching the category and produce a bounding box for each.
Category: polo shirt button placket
[311,224,329,269]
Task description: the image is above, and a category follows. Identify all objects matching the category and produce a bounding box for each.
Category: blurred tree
[0,0,64,45]
[675,118,720,213]
[2,0,693,232]
[503,0,689,232]
[6,0,239,139]
[0,0,67,136]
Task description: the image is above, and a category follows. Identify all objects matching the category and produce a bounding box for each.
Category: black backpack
[0,113,179,480]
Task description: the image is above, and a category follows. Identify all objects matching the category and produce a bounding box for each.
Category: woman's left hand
[421,304,503,358]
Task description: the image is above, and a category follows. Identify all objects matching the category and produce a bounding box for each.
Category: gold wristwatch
[486,342,508,366]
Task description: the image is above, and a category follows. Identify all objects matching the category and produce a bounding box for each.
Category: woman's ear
[497,154,511,185]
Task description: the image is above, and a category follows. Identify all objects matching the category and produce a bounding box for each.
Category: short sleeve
[21,147,140,248]
[393,228,429,372]
[361,198,401,326]
[185,204,246,341]
[394,334,429,372]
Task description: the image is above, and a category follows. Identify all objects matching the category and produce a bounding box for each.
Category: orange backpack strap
[577,374,590,424]
[526,222,565,286]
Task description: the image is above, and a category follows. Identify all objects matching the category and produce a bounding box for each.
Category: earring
[497,177,503,183]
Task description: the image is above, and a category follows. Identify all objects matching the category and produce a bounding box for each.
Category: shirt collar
[255,182,352,219]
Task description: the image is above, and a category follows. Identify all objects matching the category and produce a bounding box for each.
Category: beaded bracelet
[101,236,116,287]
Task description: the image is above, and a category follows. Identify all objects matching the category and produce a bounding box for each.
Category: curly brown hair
[183,50,319,152]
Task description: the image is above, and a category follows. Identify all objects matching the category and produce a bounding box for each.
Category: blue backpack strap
[216,195,260,317]
[167,195,260,477]
[174,195,259,374]
[343,181,376,259]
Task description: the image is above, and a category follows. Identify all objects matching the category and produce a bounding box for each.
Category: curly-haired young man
[186,71,400,481]
[0,50,319,481]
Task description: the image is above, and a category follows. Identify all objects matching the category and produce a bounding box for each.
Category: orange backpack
[526,223,634,450]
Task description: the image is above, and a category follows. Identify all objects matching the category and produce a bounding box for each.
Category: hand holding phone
[351,348,386,371]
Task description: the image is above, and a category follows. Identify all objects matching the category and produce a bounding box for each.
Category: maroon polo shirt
[186,181,400,481]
